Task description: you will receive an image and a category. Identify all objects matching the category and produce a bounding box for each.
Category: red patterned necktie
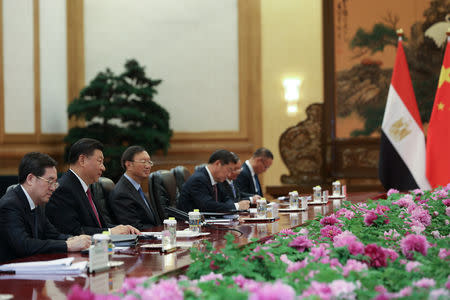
[213,184,218,202]
[86,188,102,228]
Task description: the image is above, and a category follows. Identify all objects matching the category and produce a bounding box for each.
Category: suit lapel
[67,171,102,227]
[14,186,38,238]
[123,176,155,223]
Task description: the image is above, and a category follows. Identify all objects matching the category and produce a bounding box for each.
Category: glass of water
[256,198,267,218]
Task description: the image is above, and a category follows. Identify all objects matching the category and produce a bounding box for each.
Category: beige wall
[261,0,323,187]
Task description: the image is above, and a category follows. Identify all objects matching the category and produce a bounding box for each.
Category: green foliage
[350,23,398,54]
[65,59,172,180]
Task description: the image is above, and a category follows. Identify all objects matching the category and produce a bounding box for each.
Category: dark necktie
[86,188,102,228]
[213,184,218,202]
[254,174,262,196]
[31,208,38,238]
[138,187,156,221]
[230,182,237,199]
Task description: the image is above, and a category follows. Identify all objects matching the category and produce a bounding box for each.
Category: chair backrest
[171,166,191,193]
[91,177,116,225]
[5,183,19,194]
[149,170,180,219]
[194,163,207,172]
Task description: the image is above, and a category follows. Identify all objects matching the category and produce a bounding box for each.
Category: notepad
[0,257,87,275]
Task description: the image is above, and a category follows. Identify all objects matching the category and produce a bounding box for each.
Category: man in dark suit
[178,149,250,212]
[218,152,261,204]
[235,147,273,197]
[0,152,91,263]
[110,145,159,230]
[46,138,140,236]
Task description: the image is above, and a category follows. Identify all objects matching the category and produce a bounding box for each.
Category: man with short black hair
[235,147,273,197]
[218,152,261,204]
[178,149,250,212]
[0,152,91,263]
[110,145,159,230]
[46,138,140,236]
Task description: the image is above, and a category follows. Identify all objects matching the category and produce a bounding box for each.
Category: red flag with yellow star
[426,37,450,188]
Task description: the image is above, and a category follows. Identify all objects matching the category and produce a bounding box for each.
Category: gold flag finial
[396,29,404,37]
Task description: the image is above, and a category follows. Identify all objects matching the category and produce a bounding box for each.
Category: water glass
[256,198,267,218]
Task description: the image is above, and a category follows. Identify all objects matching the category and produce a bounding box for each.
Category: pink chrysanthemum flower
[387,188,399,196]
[400,234,430,260]
[410,206,431,227]
[342,259,368,277]
[320,214,340,226]
[364,244,387,268]
[405,261,422,272]
[320,225,342,240]
[363,210,378,226]
[288,235,313,252]
[310,243,330,262]
[438,248,450,259]
[142,278,184,300]
[279,229,296,235]
[413,278,436,288]
[249,281,296,300]
[443,199,450,206]
[301,281,332,299]
[333,230,364,255]
[392,194,415,209]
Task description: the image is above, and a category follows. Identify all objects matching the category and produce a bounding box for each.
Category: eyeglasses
[132,160,154,166]
[37,176,59,189]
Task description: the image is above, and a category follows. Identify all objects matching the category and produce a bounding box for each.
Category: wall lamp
[283,78,301,116]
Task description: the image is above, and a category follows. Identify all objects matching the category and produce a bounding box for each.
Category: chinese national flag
[426,37,450,188]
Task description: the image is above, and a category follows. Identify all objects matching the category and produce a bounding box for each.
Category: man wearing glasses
[46,138,140,236]
[0,152,91,263]
[218,152,261,204]
[110,145,159,230]
[235,148,273,197]
[178,149,250,213]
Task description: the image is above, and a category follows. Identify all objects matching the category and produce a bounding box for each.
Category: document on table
[0,257,87,275]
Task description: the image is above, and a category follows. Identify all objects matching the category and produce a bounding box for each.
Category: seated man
[218,152,261,204]
[110,145,159,230]
[235,147,273,197]
[178,149,250,212]
[46,138,140,236]
[0,152,91,263]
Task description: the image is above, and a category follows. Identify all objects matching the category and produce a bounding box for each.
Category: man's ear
[78,154,86,167]
[25,173,35,186]
[125,160,132,169]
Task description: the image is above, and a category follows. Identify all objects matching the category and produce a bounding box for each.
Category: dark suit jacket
[110,175,157,231]
[46,171,110,235]
[0,185,69,263]
[218,180,253,202]
[235,163,263,197]
[177,167,236,212]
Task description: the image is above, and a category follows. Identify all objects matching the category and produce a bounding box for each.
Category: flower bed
[69,187,450,299]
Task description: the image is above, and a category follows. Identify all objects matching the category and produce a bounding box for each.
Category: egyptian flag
[379,37,431,191]
[426,36,450,188]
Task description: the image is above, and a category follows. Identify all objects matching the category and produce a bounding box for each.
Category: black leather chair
[5,184,19,194]
[149,170,180,219]
[171,166,191,193]
[194,163,207,172]
[90,177,116,225]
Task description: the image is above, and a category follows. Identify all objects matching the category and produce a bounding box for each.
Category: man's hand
[110,225,141,235]
[238,200,250,210]
[66,235,91,252]
[250,195,261,204]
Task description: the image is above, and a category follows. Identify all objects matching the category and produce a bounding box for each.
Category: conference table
[0,192,383,299]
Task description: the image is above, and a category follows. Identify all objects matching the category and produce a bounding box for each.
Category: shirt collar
[20,185,36,210]
[70,169,89,193]
[124,173,141,191]
[226,179,233,184]
[205,165,217,186]
[245,160,256,176]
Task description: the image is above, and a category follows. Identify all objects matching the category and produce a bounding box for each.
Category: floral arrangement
[69,186,450,299]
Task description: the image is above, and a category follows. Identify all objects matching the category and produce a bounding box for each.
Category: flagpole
[396,28,403,41]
